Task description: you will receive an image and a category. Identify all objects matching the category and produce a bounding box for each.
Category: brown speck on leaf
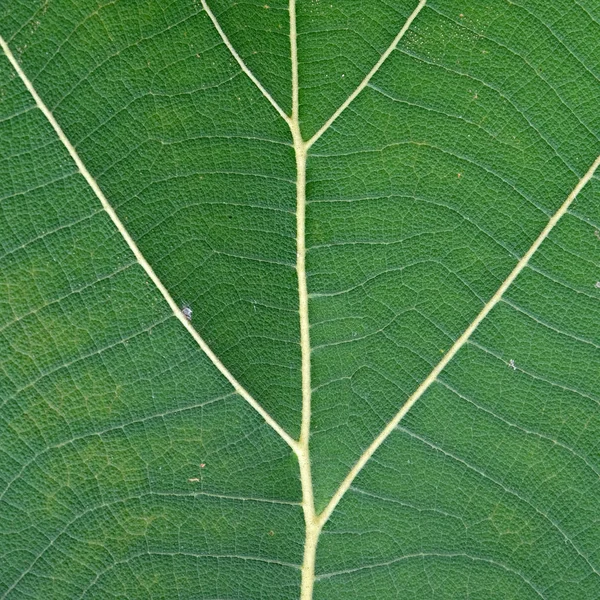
[594,230,600,240]
[268,530,275,536]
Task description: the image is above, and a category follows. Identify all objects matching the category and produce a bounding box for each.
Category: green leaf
[1,1,600,599]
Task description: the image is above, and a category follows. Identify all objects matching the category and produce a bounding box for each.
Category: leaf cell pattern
[1,1,600,599]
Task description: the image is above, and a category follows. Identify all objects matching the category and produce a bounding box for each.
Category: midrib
[288,3,318,597]
[291,130,319,600]
[289,3,430,594]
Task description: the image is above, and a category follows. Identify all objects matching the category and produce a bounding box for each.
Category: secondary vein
[306,0,427,150]
[317,152,600,528]
[0,34,298,453]
[200,0,291,125]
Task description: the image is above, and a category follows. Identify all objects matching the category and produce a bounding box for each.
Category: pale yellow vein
[286,1,319,597]
[289,2,429,597]
[200,0,292,125]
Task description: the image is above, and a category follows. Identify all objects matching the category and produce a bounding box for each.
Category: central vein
[288,2,320,598]
[293,131,319,600]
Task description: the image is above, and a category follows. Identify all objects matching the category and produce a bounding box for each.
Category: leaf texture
[1,1,600,599]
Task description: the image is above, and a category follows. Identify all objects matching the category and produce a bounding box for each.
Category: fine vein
[318,153,600,527]
[0,34,297,453]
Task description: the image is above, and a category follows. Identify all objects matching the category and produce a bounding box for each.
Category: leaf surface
[1,1,600,599]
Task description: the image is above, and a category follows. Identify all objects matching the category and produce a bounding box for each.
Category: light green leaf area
[1,1,600,599]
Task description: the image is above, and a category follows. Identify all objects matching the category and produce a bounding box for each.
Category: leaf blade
[2,1,600,599]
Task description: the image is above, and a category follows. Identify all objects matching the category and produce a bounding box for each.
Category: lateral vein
[200,0,291,125]
[306,0,427,149]
[317,153,600,527]
[0,35,298,453]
